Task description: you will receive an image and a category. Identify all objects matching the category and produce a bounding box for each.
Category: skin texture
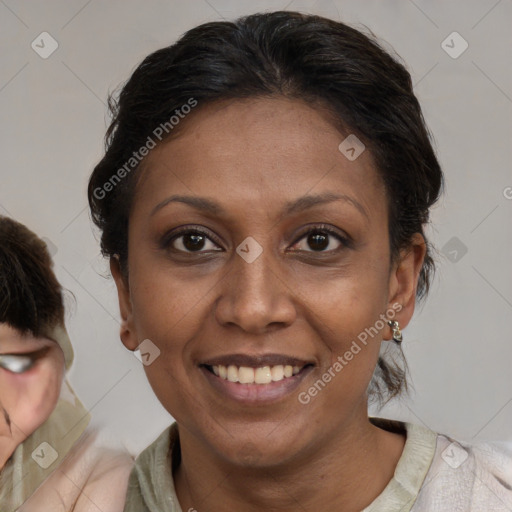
[0,323,64,470]
[112,97,426,511]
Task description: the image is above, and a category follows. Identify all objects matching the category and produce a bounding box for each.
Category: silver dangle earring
[387,320,403,344]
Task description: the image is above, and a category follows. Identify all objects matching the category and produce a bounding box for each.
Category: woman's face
[113,97,424,467]
[0,323,64,469]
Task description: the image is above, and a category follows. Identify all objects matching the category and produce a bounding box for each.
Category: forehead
[0,323,25,341]
[134,97,386,220]
[0,323,53,350]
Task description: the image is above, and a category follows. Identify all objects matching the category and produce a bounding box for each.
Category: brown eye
[168,229,222,253]
[292,228,346,253]
[183,233,206,251]
[307,232,329,251]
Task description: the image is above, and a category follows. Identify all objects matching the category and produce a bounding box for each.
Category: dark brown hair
[0,216,65,337]
[87,11,443,403]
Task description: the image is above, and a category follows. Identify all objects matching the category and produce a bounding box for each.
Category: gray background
[0,0,511,455]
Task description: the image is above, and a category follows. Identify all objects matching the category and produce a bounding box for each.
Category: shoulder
[413,432,512,511]
[134,424,175,468]
[77,437,134,511]
[19,429,134,512]
[367,419,512,512]
[124,424,179,512]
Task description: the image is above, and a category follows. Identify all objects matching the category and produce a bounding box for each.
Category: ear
[385,233,427,339]
[110,257,139,351]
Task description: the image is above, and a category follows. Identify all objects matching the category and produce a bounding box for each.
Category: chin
[205,423,307,470]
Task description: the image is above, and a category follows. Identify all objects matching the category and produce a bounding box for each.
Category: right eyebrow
[150,195,224,217]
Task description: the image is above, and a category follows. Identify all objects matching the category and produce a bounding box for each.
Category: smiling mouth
[199,355,314,402]
[200,354,314,385]
[204,364,308,384]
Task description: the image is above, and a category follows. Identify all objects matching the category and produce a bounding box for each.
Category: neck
[174,415,405,512]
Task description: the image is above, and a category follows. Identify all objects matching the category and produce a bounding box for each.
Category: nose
[214,250,297,334]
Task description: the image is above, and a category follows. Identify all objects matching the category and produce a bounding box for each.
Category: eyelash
[162,224,350,254]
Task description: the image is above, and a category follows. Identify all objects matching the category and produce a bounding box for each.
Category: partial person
[0,216,133,511]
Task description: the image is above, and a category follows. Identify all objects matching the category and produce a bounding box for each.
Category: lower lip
[200,366,313,404]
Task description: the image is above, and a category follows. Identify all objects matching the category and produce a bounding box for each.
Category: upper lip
[200,354,314,368]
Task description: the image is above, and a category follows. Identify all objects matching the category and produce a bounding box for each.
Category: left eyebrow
[150,192,369,220]
[283,192,369,220]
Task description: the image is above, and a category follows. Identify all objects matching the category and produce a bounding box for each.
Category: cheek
[130,261,215,351]
[129,264,222,417]
[133,259,194,316]
[298,259,390,343]
[0,397,12,437]
[0,360,63,438]
[295,260,390,397]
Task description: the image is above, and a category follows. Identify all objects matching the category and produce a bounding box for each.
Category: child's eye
[0,354,35,374]
[0,347,50,374]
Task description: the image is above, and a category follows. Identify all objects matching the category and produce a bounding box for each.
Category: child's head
[0,217,67,469]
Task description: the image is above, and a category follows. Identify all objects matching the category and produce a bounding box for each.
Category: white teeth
[255,366,272,384]
[238,366,255,384]
[271,365,284,381]
[211,364,304,384]
[227,365,239,383]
